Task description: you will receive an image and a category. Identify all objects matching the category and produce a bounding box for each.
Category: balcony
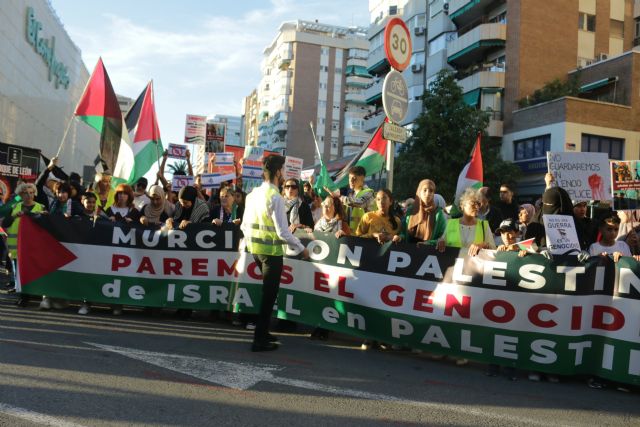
[486,118,503,137]
[346,75,371,88]
[273,120,287,134]
[449,0,503,28]
[346,57,367,68]
[278,51,293,70]
[364,78,383,105]
[447,23,506,67]
[457,70,505,93]
[271,139,287,152]
[367,45,390,75]
[345,92,367,105]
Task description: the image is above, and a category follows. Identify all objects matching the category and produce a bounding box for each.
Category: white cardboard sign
[543,214,581,255]
[547,151,612,201]
[284,156,303,180]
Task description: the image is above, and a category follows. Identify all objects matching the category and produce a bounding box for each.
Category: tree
[394,70,521,203]
[167,161,188,176]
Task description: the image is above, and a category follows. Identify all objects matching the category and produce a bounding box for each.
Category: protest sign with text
[18,215,640,386]
[611,160,640,210]
[543,214,581,254]
[184,114,206,145]
[547,152,612,201]
[284,156,303,180]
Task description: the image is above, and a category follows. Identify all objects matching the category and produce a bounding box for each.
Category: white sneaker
[245,322,256,330]
[39,297,51,310]
[78,304,90,315]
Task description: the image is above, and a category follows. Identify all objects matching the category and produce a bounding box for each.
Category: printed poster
[167,143,187,159]
[171,175,194,191]
[611,160,640,210]
[284,156,303,180]
[205,123,225,153]
[184,114,207,145]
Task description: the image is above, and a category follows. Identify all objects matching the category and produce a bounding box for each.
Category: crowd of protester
[0,151,637,392]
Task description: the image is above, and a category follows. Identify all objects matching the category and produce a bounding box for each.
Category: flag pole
[308,121,323,164]
[54,114,76,158]
[150,80,162,170]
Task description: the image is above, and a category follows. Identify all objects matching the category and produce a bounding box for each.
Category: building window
[489,11,507,24]
[513,135,550,161]
[335,67,342,74]
[331,137,339,148]
[320,65,328,72]
[389,5,398,15]
[635,18,640,39]
[581,134,624,160]
[610,19,624,38]
[331,120,340,131]
[321,46,329,56]
[579,13,596,32]
[318,100,326,109]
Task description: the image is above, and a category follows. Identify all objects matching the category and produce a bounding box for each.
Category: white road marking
[86,342,572,427]
[0,403,87,427]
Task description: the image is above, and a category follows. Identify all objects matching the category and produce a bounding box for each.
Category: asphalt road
[0,292,639,427]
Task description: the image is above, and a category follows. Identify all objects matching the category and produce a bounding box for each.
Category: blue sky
[51,0,370,148]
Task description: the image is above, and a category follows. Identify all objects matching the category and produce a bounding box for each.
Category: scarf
[314,216,340,232]
[285,197,301,225]
[407,179,436,241]
[144,185,169,224]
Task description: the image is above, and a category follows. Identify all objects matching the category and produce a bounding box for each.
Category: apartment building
[244,20,373,166]
[367,0,640,199]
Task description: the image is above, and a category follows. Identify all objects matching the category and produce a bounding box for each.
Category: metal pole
[386,138,394,191]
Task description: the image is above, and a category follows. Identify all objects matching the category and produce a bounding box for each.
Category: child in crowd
[589,216,631,262]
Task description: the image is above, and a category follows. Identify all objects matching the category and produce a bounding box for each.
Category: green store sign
[25,6,70,90]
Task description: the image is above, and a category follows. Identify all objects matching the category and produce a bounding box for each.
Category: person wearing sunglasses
[281,178,314,233]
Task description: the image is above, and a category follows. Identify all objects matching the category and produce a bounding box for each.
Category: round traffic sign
[384,18,412,71]
[382,69,408,124]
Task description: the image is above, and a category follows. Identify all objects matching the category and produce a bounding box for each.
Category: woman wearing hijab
[524,184,588,249]
[166,186,210,230]
[517,203,535,237]
[402,179,447,245]
[140,185,174,226]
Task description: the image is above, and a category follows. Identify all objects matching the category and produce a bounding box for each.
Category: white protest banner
[171,175,194,191]
[200,173,230,189]
[547,152,612,201]
[211,152,236,182]
[215,152,234,166]
[284,156,303,180]
[184,114,207,145]
[543,214,581,255]
[242,164,263,194]
[167,143,187,159]
[300,169,314,181]
[243,146,264,161]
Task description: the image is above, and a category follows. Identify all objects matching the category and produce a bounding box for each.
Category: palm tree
[167,161,188,175]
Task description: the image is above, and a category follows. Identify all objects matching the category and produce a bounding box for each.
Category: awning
[579,76,618,93]
[366,92,382,105]
[346,65,371,78]
[463,88,480,106]
[447,40,506,63]
[449,0,481,20]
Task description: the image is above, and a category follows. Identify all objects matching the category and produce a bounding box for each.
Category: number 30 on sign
[384,18,412,71]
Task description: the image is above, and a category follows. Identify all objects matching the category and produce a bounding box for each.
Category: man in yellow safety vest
[241,155,309,352]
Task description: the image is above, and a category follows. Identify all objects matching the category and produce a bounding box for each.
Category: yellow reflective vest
[244,184,285,256]
[347,187,374,233]
[7,202,45,258]
[444,218,487,248]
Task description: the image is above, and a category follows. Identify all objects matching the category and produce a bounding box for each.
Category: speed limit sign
[384,18,412,71]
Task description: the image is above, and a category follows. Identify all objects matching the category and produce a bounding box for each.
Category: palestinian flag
[332,120,387,189]
[125,81,164,184]
[453,134,483,206]
[516,238,537,252]
[74,58,134,184]
[313,162,335,198]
